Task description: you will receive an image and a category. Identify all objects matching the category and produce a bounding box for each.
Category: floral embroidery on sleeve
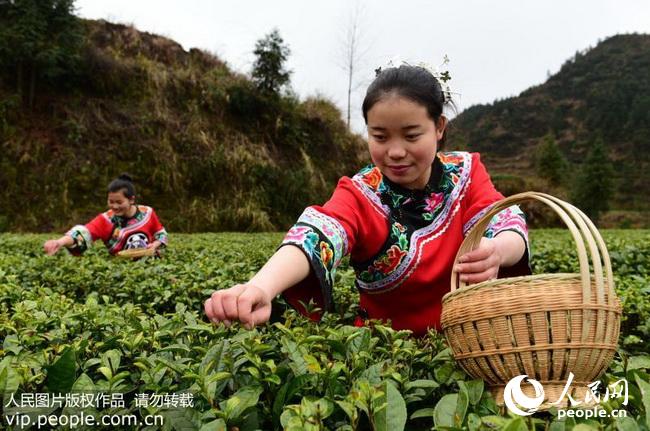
[484,205,530,253]
[154,229,168,246]
[280,207,349,310]
[65,225,92,255]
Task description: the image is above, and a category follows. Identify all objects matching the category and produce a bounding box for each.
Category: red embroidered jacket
[280,152,530,336]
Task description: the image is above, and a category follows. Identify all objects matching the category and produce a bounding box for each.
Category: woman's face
[107,191,134,216]
[366,94,446,190]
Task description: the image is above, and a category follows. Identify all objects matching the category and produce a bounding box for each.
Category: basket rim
[116,248,156,258]
[442,272,581,303]
[450,192,616,305]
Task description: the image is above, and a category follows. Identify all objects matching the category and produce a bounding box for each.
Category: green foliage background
[1,230,649,430]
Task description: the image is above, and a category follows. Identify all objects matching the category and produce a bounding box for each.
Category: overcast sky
[75,0,650,134]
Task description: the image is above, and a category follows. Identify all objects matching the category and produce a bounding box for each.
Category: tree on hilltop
[535,132,569,186]
[571,137,614,224]
[251,28,291,95]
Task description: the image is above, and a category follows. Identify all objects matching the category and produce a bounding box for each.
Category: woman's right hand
[204,283,273,329]
[43,239,64,256]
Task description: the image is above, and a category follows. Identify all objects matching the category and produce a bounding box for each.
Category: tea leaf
[372,382,406,431]
[223,385,263,421]
[45,347,76,393]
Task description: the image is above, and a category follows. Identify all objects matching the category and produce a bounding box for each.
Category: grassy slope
[0,20,367,233]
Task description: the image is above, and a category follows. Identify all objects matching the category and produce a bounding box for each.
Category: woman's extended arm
[43,235,75,255]
[204,245,310,328]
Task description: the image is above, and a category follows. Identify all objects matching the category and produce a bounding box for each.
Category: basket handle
[450,192,615,306]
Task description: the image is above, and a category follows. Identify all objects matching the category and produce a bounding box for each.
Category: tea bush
[1,231,649,430]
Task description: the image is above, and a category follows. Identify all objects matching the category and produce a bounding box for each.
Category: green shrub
[1,231,648,430]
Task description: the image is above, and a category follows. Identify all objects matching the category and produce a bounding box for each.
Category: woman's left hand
[454,237,503,283]
[147,240,162,250]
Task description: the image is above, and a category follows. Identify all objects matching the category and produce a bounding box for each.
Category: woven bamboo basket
[116,247,156,259]
[440,192,621,408]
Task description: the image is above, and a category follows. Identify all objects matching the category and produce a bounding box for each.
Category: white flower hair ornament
[374,56,460,117]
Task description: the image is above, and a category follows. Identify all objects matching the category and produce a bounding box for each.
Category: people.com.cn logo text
[504,373,629,418]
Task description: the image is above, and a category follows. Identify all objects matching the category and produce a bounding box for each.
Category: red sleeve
[154,209,169,245]
[461,153,505,234]
[147,208,169,244]
[85,214,114,242]
[148,209,161,231]
[65,213,114,255]
[279,176,382,318]
[461,153,531,277]
[321,176,387,261]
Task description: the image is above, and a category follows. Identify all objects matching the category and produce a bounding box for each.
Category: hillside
[451,34,650,219]
[1,21,648,231]
[0,20,367,232]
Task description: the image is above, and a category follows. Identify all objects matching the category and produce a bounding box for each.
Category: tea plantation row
[0,230,649,430]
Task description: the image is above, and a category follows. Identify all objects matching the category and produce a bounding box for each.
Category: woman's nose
[387,143,407,159]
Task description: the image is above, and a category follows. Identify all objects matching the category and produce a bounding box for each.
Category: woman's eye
[372,135,386,141]
[406,134,421,141]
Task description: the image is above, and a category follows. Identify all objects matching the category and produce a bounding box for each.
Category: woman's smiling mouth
[388,165,411,175]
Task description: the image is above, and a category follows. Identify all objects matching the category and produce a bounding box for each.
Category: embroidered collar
[352,152,467,285]
[380,155,445,229]
[112,206,142,228]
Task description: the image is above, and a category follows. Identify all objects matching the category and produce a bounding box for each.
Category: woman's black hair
[108,173,136,199]
[362,65,453,145]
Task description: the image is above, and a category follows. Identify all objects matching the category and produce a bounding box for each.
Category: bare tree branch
[339,1,369,131]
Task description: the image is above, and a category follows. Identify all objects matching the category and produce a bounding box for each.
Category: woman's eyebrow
[368,125,422,131]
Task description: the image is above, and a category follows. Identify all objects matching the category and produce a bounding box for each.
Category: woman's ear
[130,196,136,205]
[435,116,448,140]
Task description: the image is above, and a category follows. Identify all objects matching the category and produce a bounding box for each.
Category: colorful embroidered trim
[281,207,349,291]
[66,224,92,254]
[354,152,473,292]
